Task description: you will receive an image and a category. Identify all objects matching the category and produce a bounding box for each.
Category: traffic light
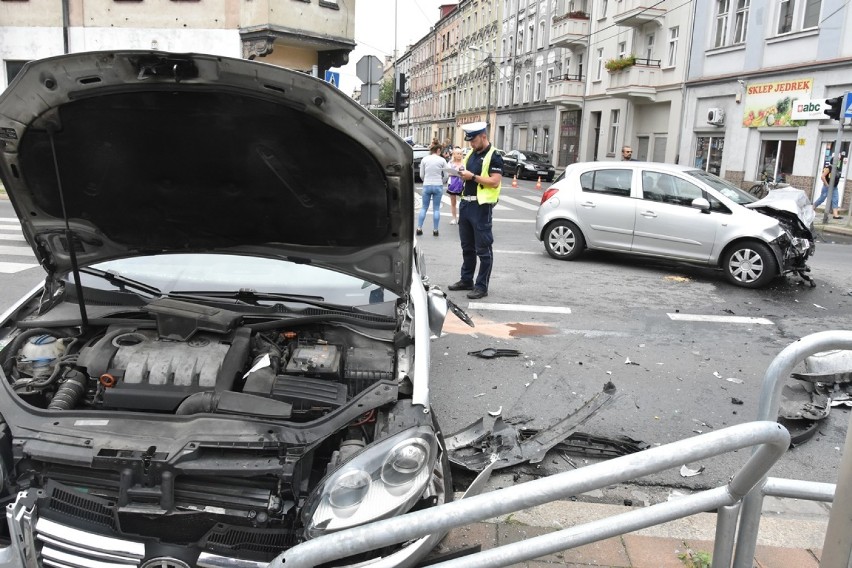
[394,73,409,112]
[824,96,842,120]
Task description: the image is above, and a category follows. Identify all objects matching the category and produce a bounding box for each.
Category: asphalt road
[2,188,852,504]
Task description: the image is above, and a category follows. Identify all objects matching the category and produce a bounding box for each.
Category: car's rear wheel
[544,220,585,260]
[722,241,777,288]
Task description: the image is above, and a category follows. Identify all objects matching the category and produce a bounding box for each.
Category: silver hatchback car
[535,162,816,288]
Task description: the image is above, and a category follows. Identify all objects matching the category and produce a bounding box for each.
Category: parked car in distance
[535,162,816,288]
[0,50,462,568]
[501,150,556,182]
[413,145,429,182]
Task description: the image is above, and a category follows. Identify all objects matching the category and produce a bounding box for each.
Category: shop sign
[742,78,812,128]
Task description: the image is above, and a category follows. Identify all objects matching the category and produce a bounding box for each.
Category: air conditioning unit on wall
[707,108,725,126]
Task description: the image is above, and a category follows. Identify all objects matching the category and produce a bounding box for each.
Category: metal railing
[269,330,852,568]
[272,422,790,568]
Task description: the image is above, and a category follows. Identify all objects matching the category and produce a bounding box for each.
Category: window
[714,0,730,47]
[617,41,627,58]
[527,23,535,51]
[695,136,725,176]
[543,128,550,154]
[5,60,29,85]
[514,76,521,103]
[534,71,542,100]
[758,140,796,183]
[778,0,821,34]
[517,28,524,55]
[523,73,531,103]
[733,0,750,42]
[538,21,545,49]
[667,27,679,67]
[596,48,604,80]
[498,81,504,106]
[601,0,608,17]
[532,128,539,151]
[645,33,655,60]
[608,109,620,155]
[580,169,632,197]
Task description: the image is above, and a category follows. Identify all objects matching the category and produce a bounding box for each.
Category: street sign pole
[823,92,850,224]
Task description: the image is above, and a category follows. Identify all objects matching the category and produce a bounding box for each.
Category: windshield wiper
[79,267,163,298]
[167,289,343,311]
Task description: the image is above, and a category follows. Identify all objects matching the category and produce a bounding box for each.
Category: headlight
[525,164,536,170]
[301,426,437,538]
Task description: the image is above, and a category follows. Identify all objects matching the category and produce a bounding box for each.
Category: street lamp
[469,45,494,128]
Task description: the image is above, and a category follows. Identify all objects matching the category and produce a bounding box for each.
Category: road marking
[0,261,38,273]
[496,195,540,211]
[494,249,539,254]
[0,233,26,242]
[468,302,572,314]
[519,195,543,202]
[0,245,34,257]
[667,313,774,325]
[0,224,22,231]
[0,218,19,223]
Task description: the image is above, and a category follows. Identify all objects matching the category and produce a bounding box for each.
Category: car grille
[36,517,145,568]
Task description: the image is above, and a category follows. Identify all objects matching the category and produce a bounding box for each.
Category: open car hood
[744,188,815,228]
[0,51,413,294]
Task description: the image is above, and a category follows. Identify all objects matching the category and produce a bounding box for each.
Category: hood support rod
[47,124,89,332]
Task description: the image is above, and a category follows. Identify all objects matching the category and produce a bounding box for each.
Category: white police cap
[462,122,488,141]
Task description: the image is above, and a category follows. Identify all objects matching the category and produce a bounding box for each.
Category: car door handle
[581,201,596,208]
[640,211,657,218]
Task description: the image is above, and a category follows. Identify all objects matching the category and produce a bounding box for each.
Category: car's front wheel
[722,240,777,288]
[544,220,585,260]
[516,166,524,180]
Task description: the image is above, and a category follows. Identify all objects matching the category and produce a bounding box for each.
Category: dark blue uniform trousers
[458,199,494,292]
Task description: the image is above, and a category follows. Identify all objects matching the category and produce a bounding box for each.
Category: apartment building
[679,0,851,209]
[495,0,561,159]
[434,3,462,145]
[0,0,356,90]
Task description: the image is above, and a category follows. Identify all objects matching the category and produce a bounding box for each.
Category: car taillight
[541,187,558,204]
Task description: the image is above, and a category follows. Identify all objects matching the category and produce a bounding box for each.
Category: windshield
[686,170,758,205]
[73,254,397,307]
[523,151,549,162]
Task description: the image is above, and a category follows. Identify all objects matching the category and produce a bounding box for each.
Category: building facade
[1,0,356,90]
[495,0,561,161]
[679,0,851,211]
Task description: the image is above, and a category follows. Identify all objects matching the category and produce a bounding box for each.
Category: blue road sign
[324,70,340,88]
[844,92,852,119]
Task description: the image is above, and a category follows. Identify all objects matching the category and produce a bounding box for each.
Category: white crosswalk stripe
[0,245,35,257]
[0,216,38,271]
[0,261,38,274]
[495,195,540,211]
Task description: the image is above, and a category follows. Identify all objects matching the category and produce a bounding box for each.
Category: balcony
[612,0,666,28]
[547,74,585,107]
[605,59,661,100]
[551,13,590,49]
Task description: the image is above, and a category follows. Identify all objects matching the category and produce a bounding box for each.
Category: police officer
[448,122,503,299]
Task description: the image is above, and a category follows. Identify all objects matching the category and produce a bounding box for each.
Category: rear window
[580,169,632,197]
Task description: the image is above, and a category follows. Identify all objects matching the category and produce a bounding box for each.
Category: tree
[370,77,394,128]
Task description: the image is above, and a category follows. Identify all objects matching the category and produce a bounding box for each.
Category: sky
[336,0,448,97]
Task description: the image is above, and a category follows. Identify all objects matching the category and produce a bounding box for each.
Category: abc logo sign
[795,102,822,112]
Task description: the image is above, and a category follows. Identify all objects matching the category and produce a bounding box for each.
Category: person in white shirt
[417,143,448,236]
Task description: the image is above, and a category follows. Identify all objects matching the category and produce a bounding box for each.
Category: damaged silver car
[536,162,815,288]
[0,51,461,567]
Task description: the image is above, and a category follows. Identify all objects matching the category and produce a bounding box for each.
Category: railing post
[733,331,852,568]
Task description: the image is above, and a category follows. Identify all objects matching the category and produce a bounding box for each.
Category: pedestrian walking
[448,122,503,299]
[621,146,634,161]
[417,142,448,237]
[814,150,846,219]
[446,147,465,224]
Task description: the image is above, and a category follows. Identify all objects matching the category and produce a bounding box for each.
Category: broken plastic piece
[726,377,744,384]
[680,464,705,477]
[468,348,522,359]
[488,406,503,416]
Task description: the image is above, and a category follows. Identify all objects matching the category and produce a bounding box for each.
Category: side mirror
[692,197,711,212]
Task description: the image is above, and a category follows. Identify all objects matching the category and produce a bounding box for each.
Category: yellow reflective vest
[463,146,501,204]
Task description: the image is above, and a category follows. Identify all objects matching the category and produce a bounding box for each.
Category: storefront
[680,73,851,212]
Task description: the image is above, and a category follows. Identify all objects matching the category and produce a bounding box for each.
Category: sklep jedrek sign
[742,78,812,128]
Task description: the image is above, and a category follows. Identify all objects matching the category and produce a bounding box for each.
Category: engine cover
[77,328,234,411]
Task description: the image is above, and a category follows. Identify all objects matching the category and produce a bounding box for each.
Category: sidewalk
[427,496,830,567]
